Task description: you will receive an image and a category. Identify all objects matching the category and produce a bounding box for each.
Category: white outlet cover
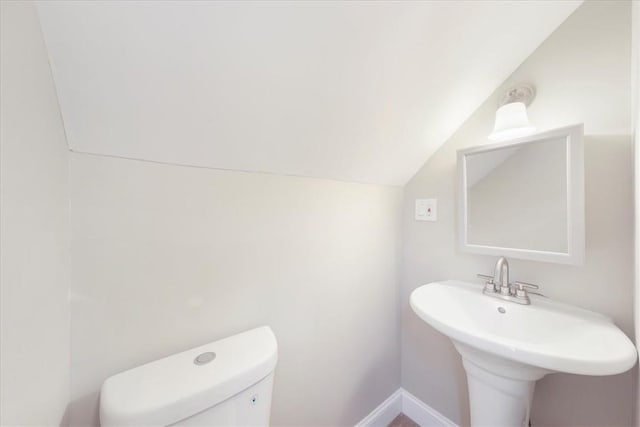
[415,199,437,221]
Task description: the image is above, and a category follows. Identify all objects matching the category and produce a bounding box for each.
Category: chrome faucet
[477,256,540,305]
[493,256,510,295]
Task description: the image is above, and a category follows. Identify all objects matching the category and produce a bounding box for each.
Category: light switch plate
[415,199,437,221]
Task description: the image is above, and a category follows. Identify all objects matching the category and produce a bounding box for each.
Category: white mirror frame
[457,124,585,265]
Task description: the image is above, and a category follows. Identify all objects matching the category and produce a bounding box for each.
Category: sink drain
[497,307,506,314]
[194,352,216,365]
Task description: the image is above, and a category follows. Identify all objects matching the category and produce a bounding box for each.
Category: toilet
[100,326,278,426]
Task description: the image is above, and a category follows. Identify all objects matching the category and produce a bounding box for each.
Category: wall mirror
[457,124,584,265]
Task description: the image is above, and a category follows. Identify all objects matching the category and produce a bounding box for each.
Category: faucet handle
[514,281,539,298]
[514,281,539,290]
[477,274,496,293]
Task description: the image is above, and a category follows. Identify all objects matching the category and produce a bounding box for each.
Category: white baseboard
[355,388,457,427]
[400,389,457,427]
[355,389,404,427]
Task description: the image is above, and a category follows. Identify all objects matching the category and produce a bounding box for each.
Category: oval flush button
[194,352,216,365]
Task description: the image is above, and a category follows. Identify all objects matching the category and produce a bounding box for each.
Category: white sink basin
[410,280,637,426]
[411,280,636,376]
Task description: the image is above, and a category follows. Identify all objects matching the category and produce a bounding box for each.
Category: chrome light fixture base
[498,84,536,107]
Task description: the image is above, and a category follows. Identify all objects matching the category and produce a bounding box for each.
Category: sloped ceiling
[36,1,580,185]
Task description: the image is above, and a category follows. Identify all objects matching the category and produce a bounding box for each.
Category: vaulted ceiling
[36,1,581,185]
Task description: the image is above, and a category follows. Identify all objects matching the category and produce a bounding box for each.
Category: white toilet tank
[100,326,278,426]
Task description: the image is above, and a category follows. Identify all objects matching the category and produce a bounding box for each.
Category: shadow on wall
[59,406,70,427]
[401,310,469,426]
[66,392,99,427]
[532,365,638,427]
[339,351,403,426]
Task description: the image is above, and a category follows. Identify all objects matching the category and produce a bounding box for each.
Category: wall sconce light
[488,84,536,141]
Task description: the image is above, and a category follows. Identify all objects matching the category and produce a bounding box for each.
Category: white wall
[633,0,640,424]
[402,1,635,426]
[68,153,402,426]
[0,2,71,425]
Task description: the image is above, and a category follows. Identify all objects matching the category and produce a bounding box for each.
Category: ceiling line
[68,149,404,188]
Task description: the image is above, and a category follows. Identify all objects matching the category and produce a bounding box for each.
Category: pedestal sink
[410,280,637,427]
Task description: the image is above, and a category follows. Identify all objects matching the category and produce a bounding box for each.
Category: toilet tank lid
[99,326,278,426]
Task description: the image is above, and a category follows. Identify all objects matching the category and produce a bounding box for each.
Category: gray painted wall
[0,2,71,425]
[401,1,636,426]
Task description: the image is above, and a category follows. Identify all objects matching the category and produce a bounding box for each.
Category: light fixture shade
[488,102,536,141]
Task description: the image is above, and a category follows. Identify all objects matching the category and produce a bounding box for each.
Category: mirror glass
[458,124,584,265]
[466,138,567,252]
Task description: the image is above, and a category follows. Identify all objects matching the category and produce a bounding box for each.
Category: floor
[388,413,420,427]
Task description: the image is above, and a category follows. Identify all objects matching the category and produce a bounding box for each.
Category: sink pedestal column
[463,358,535,426]
[453,342,551,427]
